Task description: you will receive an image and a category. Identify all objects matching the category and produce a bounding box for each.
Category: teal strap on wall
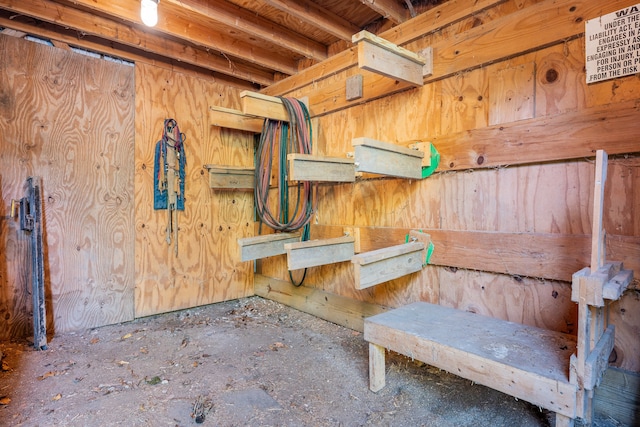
[421,144,440,179]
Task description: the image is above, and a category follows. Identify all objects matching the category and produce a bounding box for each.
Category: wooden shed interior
[0,0,639,425]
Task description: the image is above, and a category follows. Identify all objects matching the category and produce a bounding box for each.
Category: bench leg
[369,343,386,392]
[555,413,574,427]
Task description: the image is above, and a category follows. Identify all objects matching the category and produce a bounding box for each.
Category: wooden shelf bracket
[238,232,301,262]
[352,30,430,87]
[240,91,309,121]
[351,229,431,289]
[204,165,255,190]
[209,105,264,133]
[284,236,355,270]
[287,153,356,182]
[353,137,425,179]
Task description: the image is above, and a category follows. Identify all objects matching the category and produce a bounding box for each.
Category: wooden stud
[284,236,355,270]
[352,242,425,290]
[287,154,355,182]
[209,105,264,133]
[352,30,426,87]
[352,137,424,179]
[591,150,608,273]
[238,232,301,262]
[204,165,255,190]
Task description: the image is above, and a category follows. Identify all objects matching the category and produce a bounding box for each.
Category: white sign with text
[586,4,640,83]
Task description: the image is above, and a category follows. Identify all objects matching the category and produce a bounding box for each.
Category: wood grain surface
[0,34,135,336]
[134,62,254,318]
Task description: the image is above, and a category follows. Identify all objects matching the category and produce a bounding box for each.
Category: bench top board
[365,302,576,384]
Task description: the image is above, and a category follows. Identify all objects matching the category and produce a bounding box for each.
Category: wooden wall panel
[258,0,640,373]
[0,34,135,337]
[134,62,254,318]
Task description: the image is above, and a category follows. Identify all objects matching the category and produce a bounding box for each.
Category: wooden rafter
[359,0,409,24]
[50,0,297,74]
[262,0,361,41]
[162,0,328,61]
[0,4,274,86]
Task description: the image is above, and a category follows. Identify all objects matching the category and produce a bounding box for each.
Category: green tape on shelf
[421,144,440,179]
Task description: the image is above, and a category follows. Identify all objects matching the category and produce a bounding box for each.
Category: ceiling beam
[359,0,408,24]
[0,15,259,89]
[50,0,297,74]
[262,0,361,41]
[0,1,275,85]
[162,0,327,61]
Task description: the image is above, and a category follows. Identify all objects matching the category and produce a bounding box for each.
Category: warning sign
[585,4,640,83]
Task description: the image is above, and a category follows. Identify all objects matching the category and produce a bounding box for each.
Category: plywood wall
[0,34,135,337]
[134,62,255,317]
[258,0,640,372]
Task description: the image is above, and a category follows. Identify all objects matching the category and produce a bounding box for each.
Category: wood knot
[545,69,559,83]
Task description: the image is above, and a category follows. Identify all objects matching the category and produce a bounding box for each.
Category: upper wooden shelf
[287,153,355,182]
[209,106,264,133]
[238,232,301,262]
[353,137,425,179]
[352,30,430,87]
[204,165,254,190]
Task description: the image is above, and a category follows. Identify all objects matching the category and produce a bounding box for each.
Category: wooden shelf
[353,137,424,179]
[209,105,264,133]
[238,232,300,262]
[204,165,254,190]
[287,153,355,182]
[284,236,355,270]
[352,30,427,87]
[352,241,425,290]
[365,302,578,416]
[240,91,309,121]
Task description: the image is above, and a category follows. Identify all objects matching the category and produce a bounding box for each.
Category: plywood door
[0,34,135,336]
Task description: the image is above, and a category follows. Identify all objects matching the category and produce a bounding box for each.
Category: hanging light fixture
[140,0,159,27]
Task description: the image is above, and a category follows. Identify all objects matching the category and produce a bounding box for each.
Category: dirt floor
[0,297,626,427]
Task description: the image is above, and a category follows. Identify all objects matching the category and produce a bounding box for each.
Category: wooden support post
[352,242,425,290]
[238,232,300,262]
[209,105,264,133]
[591,150,607,274]
[352,137,424,179]
[287,154,355,182]
[555,414,575,427]
[571,149,610,424]
[352,30,427,87]
[369,343,386,392]
[204,165,255,190]
[284,236,355,270]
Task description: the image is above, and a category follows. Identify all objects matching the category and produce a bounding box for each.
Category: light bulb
[141,0,159,27]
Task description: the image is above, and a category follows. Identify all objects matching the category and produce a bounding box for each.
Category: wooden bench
[365,302,578,415]
[363,150,633,427]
